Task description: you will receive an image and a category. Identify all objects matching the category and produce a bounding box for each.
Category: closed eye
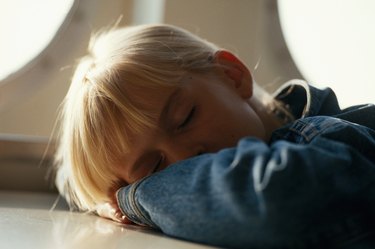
[178,106,196,129]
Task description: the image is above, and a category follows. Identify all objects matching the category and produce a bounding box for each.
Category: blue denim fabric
[117,81,375,248]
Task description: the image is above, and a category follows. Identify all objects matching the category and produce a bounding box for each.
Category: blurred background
[1,0,374,137]
[0,0,374,191]
[0,0,301,136]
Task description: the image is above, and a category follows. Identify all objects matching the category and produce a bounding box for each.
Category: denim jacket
[117,80,375,248]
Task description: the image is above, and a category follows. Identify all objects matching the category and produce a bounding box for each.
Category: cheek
[205,104,265,144]
[191,112,241,150]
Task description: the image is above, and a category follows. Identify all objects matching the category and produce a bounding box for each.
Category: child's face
[116,67,266,184]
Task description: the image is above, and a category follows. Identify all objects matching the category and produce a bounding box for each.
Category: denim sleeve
[117,117,375,248]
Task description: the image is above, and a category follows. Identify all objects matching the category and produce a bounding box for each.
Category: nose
[159,138,205,165]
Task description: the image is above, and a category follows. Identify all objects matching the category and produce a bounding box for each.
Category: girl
[55,24,375,248]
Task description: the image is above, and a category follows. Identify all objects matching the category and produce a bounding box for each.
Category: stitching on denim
[128,178,158,227]
[289,117,346,142]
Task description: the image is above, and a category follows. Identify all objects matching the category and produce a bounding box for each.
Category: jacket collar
[273,79,342,119]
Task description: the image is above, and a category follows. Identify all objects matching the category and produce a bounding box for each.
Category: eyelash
[178,106,196,129]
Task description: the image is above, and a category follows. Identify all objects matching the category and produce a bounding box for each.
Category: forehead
[124,79,178,109]
[115,79,180,144]
[117,71,216,138]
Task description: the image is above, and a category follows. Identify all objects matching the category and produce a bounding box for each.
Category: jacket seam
[128,178,158,227]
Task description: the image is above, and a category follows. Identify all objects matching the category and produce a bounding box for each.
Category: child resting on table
[54,24,375,249]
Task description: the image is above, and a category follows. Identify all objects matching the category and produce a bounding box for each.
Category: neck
[249,97,286,142]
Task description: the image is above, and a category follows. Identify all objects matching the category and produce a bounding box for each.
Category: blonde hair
[54,24,287,212]
[55,24,222,211]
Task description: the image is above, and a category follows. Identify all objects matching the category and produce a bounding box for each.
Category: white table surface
[0,191,219,249]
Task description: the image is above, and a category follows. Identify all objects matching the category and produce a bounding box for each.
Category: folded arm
[117,117,375,248]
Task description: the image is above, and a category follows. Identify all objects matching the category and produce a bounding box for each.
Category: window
[0,0,132,191]
[278,0,375,107]
[0,0,75,80]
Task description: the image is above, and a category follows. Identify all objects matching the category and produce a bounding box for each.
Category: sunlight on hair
[54,24,221,212]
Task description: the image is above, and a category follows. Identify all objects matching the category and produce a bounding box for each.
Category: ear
[214,50,253,99]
